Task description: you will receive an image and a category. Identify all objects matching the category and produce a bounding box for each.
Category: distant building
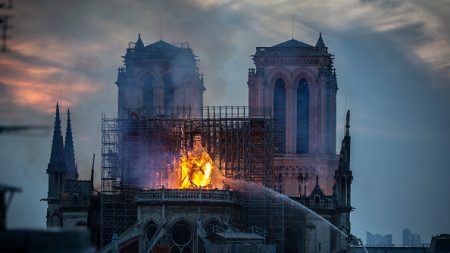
[404,229,412,247]
[366,231,394,247]
[403,228,423,247]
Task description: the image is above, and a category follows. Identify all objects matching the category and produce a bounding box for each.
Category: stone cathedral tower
[248,35,353,252]
[45,103,93,229]
[46,103,66,227]
[116,34,205,119]
[248,34,338,197]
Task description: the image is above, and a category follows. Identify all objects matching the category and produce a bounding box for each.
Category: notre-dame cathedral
[44,33,353,253]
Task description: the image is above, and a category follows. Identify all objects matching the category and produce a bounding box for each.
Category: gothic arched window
[142,74,154,108]
[274,78,286,153]
[164,75,175,114]
[297,173,303,182]
[297,78,309,153]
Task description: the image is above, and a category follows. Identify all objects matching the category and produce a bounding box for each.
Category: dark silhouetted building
[429,234,450,253]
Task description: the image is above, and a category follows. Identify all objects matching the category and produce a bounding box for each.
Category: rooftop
[271,39,314,48]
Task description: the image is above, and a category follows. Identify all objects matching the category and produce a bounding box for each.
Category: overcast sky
[0,0,449,244]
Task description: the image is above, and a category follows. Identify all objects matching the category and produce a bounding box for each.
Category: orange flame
[179,149,213,189]
[168,135,223,189]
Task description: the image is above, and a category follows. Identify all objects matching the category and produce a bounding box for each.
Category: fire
[169,135,222,189]
[179,149,213,189]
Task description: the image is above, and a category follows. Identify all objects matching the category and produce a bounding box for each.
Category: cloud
[0,49,100,113]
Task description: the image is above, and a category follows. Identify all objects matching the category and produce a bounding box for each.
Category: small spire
[135,33,144,50]
[64,109,78,180]
[315,32,326,48]
[48,102,66,172]
[315,175,319,186]
[90,153,95,190]
[291,15,295,39]
[345,110,350,136]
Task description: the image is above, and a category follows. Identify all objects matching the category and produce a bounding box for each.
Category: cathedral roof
[254,37,330,59]
[125,37,197,67]
[145,40,181,51]
[271,39,314,48]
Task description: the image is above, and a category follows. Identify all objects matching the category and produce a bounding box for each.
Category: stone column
[331,86,337,154]
[310,84,319,153]
[320,83,327,153]
[292,84,298,153]
[266,82,274,113]
[154,87,164,112]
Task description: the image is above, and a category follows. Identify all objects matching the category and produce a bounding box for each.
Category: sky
[0,0,449,244]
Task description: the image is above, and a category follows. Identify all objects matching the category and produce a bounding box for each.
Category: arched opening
[120,238,139,253]
[145,221,159,242]
[297,78,309,154]
[170,221,192,246]
[181,246,192,253]
[142,73,155,107]
[285,227,301,253]
[164,74,175,114]
[204,219,224,235]
[170,246,181,253]
[50,213,61,227]
[274,78,286,153]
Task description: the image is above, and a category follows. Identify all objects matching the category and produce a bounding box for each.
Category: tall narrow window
[274,78,286,153]
[164,75,175,115]
[325,86,333,154]
[142,74,154,108]
[297,78,309,153]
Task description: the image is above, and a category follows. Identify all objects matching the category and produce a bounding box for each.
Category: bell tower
[248,34,338,196]
[116,34,205,119]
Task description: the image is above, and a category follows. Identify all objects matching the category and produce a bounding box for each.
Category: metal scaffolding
[101,106,284,250]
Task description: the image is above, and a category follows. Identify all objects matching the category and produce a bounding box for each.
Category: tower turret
[333,110,353,246]
[335,110,352,207]
[315,33,326,48]
[134,33,144,51]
